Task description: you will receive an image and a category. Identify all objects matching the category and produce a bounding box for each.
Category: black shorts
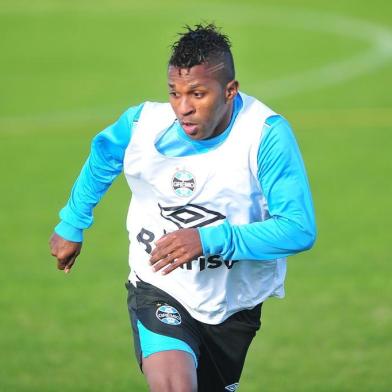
[126,280,262,392]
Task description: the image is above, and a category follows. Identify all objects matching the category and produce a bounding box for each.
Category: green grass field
[1,0,391,390]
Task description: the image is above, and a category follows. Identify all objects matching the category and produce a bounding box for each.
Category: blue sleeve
[198,116,316,260]
[54,104,144,242]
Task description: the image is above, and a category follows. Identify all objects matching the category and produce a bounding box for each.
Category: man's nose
[178,97,195,116]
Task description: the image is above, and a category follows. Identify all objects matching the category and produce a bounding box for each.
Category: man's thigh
[126,280,200,391]
[197,304,263,392]
[142,350,197,392]
[126,280,200,367]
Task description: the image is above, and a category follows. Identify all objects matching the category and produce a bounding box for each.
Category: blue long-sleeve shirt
[55,94,316,260]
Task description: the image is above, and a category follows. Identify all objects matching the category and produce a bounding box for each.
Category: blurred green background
[1,0,391,391]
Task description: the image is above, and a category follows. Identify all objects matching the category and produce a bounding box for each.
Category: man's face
[168,63,238,140]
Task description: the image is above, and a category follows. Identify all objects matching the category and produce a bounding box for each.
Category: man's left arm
[199,115,317,260]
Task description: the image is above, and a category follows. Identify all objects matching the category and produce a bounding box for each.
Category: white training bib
[123,92,286,324]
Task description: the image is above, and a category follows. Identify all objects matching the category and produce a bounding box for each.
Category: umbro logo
[225,383,239,391]
[158,203,225,229]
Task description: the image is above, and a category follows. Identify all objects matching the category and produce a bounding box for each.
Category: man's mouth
[181,122,198,135]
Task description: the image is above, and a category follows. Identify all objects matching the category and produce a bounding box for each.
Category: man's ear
[226,80,239,101]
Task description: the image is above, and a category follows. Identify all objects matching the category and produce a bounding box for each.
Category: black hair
[169,23,235,82]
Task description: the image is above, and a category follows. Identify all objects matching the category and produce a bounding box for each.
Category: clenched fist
[49,233,82,273]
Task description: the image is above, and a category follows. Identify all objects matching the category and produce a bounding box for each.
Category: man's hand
[149,228,202,275]
[49,233,82,273]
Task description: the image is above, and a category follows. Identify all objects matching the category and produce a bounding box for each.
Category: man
[50,24,316,392]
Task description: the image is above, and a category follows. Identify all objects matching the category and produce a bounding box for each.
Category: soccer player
[50,24,316,392]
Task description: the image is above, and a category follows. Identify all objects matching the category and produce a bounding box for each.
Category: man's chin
[187,131,206,141]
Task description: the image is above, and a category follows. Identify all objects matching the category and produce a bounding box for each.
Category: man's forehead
[168,63,225,84]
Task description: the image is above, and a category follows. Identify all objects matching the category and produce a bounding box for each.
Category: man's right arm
[50,103,144,270]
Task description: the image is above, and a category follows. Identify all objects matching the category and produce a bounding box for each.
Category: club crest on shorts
[172,169,195,197]
[156,305,182,325]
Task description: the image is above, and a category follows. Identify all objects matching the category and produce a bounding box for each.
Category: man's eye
[194,92,204,98]
[169,92,179,97]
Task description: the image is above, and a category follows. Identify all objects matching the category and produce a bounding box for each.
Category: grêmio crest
[172,169,196,197]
